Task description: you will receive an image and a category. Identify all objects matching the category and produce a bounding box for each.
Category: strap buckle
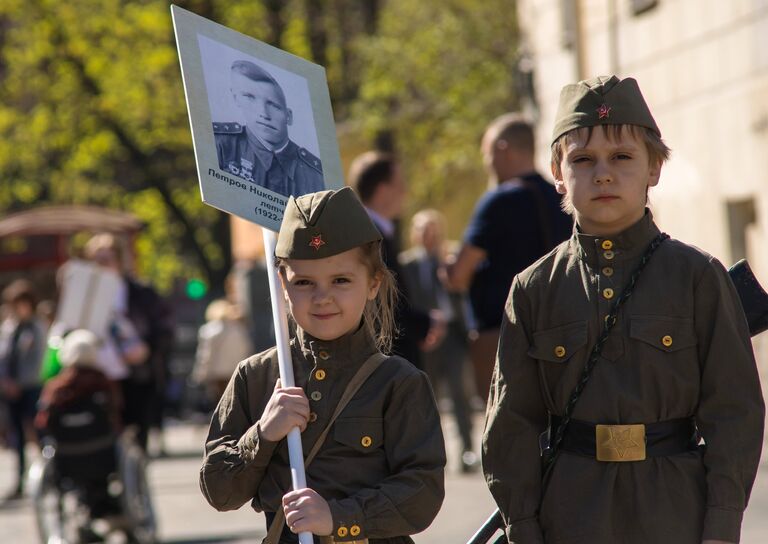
[595,424,646,462]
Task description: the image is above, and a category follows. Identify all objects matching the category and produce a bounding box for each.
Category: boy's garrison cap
[275,186,382,260]
[551,75,660,144]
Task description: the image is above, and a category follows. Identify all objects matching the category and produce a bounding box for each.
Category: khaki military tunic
[200,325,446,543]
[483,211,764,544]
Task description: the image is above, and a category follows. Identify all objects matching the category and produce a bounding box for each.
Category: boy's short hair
[348,151,397,205]
[550,124,671,180]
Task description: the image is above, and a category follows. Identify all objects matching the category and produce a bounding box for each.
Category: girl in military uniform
[200,187,446,544]
[483,76,763,544]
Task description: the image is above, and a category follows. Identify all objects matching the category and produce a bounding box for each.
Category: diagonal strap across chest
[263,351,388,544]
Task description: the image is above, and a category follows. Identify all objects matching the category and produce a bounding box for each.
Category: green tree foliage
[351,0,521,234]
[0,0,521,291]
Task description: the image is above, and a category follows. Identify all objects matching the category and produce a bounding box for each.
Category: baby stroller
[28,329,156,544]
[29,395,156,544]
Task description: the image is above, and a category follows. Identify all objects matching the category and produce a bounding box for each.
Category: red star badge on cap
[309,234,326,251]
[597,103,611,119]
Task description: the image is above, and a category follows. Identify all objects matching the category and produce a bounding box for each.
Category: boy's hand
[259,379,310,442]
[282,488,333,536]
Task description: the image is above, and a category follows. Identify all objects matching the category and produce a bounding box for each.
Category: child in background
[0,280,46,500]
[200,187,445,543]
[482,76,763,544]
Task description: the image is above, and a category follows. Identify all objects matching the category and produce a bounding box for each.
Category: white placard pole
[262,228,312,544]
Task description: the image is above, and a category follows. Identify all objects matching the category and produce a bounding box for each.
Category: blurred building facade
[516,0,768,288]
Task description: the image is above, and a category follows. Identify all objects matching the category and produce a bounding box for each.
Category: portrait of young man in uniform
[212,60,324,197]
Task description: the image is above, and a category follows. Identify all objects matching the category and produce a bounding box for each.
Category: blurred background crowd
[0,0,767,540]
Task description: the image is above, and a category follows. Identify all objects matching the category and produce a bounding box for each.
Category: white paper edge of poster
[56,260,121,339]
[171,5,343,232]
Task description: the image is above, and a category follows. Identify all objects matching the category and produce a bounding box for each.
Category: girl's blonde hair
[277,241,398,353]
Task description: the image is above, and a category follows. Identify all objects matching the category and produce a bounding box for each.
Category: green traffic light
[186,278,207,300]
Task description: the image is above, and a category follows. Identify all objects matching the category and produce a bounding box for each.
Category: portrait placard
[171,5,343,231]
[56,260,121,339]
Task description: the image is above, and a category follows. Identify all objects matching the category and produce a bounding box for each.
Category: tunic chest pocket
[333,417,384,453]
[528,321,588,363]
[630,315,697,353]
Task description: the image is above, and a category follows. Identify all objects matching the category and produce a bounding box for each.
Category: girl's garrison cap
[275,187,382,260]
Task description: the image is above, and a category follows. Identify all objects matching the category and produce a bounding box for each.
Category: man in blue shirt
[445,114,571,399]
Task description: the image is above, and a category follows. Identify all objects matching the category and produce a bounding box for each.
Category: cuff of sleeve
[328,499,366,541]
[506,517,544,544]
[702,506,743,543]
[238,421,279,467]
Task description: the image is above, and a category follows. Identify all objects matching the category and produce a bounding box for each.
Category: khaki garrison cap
[551,75,660,145]
[275,186,382,260]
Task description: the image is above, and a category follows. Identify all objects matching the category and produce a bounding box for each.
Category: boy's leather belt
[550,416,698,462]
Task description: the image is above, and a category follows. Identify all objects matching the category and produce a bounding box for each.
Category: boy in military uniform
[200,187,445,543]
[482,76,764,544]
[213,60,324,197]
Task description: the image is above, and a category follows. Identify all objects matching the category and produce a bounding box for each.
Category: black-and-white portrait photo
[173,6,342,230]
[199,36,324,198]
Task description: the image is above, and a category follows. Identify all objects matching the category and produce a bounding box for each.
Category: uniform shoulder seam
[298,146,323,173]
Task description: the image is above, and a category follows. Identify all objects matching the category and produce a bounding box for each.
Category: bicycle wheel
[118,437,157,544]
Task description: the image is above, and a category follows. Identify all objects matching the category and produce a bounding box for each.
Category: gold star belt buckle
[595,424,646,462]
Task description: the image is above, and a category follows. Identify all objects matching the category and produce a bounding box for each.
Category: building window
[630,0,659,16]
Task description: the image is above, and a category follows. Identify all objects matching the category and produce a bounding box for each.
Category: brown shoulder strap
[263,352,388,544]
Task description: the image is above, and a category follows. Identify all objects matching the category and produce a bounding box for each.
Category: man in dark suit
[213,60,324,197]
[349,151,443,370]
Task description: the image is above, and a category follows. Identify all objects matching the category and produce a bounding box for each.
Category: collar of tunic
[244,127,297,180]
[571,209,661,269]
[293,323,378,370]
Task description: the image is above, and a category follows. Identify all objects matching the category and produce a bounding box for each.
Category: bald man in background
[445,114,572,399]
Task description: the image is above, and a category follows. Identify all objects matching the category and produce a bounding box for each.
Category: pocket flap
[333,417,384,452]
[528,321,588,363]
[630,315,697,352]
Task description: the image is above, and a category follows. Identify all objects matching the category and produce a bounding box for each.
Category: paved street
[0,413,496,544]
[2,402,768,543]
